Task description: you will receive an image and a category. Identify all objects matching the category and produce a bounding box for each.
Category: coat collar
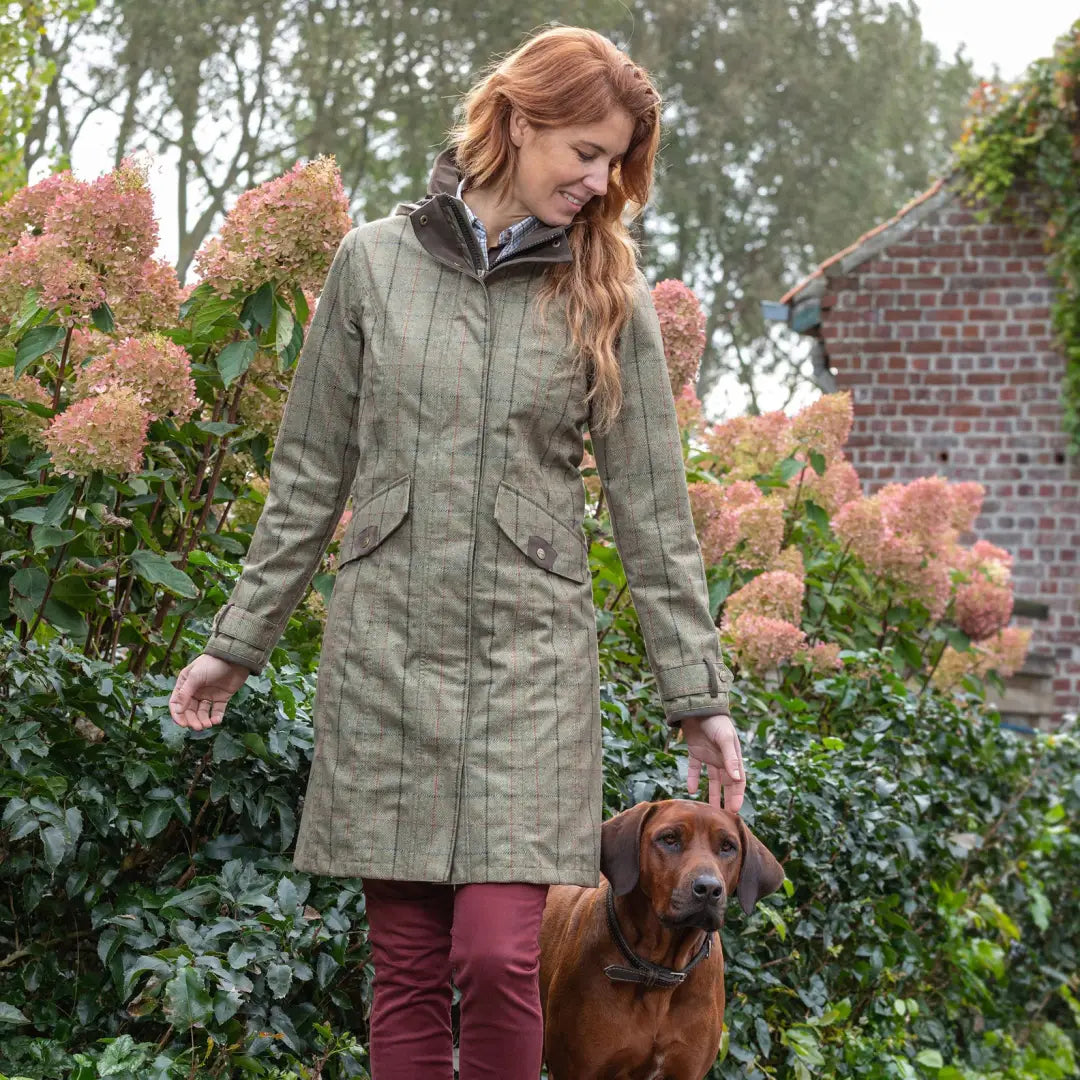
[395,147,573,280]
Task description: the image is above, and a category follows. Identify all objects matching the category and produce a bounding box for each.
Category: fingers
[682,713,747,812]
[168,663,226,731]
[706,763,722,809]
[722,770,745,814]
[722,732,742,784]
[720,723,746,812]
[168,665,193,728]
[687,754,702,795]
[696,760,744,812]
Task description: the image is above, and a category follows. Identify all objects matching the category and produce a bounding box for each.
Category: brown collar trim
[398,148,573,279]
[428,146,461,197]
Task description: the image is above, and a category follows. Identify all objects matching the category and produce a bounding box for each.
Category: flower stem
[919,638,949,697]
[806,541,852,645]
[23,475,86,642]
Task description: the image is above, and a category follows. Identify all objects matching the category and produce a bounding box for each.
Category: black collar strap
[603,886,713,990]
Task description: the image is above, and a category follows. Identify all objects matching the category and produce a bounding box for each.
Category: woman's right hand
[169,653,252,731]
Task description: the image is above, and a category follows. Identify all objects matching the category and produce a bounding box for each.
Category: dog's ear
[601,802,655,896]
[735,817,785,915]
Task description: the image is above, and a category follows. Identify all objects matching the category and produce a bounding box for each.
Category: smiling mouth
[560,191,586,209]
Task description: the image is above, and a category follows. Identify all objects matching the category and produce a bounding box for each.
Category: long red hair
[450,26,662,434]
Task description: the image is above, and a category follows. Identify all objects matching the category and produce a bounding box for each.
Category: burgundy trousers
[361,878,550,1080]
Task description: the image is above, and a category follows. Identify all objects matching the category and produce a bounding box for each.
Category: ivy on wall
[954,18,1080,454]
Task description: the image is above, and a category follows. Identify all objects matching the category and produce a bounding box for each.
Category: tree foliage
[22,0,978,409]
[0,0,93,196]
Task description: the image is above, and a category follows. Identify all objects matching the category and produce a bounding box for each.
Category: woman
[169,25,744,1080]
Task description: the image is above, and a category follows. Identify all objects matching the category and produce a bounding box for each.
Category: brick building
[770,178,1080,723]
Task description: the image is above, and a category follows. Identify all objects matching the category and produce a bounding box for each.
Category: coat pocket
[493,481,588,584]
[338,475,412,567]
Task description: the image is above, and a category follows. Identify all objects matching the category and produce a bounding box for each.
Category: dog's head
[600,799,784,931]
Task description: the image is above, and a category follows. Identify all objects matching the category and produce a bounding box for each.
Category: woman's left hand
[680,713,745,812]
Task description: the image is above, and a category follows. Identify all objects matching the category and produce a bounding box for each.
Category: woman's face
[508,107,636,226]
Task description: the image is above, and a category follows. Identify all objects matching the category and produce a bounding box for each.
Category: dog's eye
[658,833,681,849]
[719,839,737,855]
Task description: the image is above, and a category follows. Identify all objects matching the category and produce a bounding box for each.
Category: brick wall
[816,194,1080,721]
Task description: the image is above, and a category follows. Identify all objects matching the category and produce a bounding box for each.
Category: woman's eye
[575,149,595,163]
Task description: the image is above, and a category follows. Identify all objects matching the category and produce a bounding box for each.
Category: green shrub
[1,161,1077,1079]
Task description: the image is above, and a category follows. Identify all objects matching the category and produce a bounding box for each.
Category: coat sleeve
[202,228,364,674]
[590,269,734,726]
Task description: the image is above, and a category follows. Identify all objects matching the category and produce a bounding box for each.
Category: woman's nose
[583,170,608,197]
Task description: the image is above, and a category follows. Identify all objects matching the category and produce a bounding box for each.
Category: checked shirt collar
[454,176,544,271]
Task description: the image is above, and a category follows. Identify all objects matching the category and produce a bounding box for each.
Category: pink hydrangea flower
[0,233,106,322]
[333,507,353,545]
[43,384,149,476]
[725,612,807,675]
[704,411,795,480]
[833,476,993,620]
[932,626,1031,690]
[970,539,1013,577]
[73,334,199,423]
[0,171,79,251]
[984,626,1031,676]
[790,392,854,458]
[672,383,705,438]
[699,511,742,565]
[651,278,706,395]
[580,448,602,501]
[110,256,185,333]
[795,457,862,515]
[67,328,111,369]
[0,160,158,322]
[689,480,784,568]
[799,642,843,673]
[950,539,1013,618]
[949,481,985,532]
[44,159,158,301]
[880,477,954,550]
[195,156,352,296]
[771,546,805,578]
[832,497,885,559]
[723,570,805,626]
[735,498,786,569]
[954,577,1014,640]
[688,481,727,536]
[0,367,52,443]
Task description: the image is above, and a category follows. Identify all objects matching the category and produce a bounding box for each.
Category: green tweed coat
[203,149,734,886]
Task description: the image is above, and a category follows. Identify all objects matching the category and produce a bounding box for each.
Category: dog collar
[603,886,714,990]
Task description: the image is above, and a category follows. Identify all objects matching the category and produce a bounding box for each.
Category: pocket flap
[339,475,411,565]
[494,481,588,584]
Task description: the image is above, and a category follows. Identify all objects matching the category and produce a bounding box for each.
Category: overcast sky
[917,0,1073,80]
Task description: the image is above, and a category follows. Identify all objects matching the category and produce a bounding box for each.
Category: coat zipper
[416,196,570,876]
[444,196,492,877]
[447,197,489,280]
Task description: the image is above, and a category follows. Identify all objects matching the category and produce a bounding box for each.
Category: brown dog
[539,799,784,1080]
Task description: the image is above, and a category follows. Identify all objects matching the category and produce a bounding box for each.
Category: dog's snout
[691,874,724,903]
